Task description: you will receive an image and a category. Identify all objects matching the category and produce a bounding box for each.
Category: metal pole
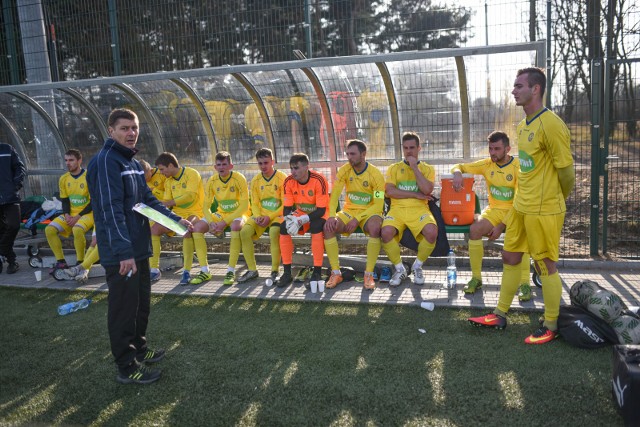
[589,59,602,256]
[108,0,122,76]
[304,0,312,59]
[546,0,552,108]
[2,0,20,85]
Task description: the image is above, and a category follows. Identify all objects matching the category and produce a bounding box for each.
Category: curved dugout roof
[0,42,544,196]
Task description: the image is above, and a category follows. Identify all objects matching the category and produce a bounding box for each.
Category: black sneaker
[6,261,19,274]
[0,258,3,274]
[237,270,259,283]
[276,271,293,288]
[116,365,161,385]
[136,348,165,364]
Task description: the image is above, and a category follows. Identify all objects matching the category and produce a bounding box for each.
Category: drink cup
[318,280,325,293]
[310,281,318,293]
[265,278,273,287]
[35,270,42,282]
[420,301,434,311]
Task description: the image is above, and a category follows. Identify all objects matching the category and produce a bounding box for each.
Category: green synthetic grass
[0,287,623,426]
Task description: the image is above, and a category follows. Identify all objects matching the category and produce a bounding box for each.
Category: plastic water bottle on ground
[445,250,457,289]
[58,298,91,316]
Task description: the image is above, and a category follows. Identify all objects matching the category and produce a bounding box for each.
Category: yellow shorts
[210,212,247,225]
[504,210,565,261]
[49,213,94,237]
[481,207,510,227]
[336,210,382,236]
[382,206,435,242]
[245,216,280,240]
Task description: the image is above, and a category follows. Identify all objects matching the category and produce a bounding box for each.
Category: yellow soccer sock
[150,235,161,269]
[417,238,435,264]
[269,226,281,272]
[541,271,562,331]
[519,253,531,284]
[183,237,194,270]
[73,226,87,262]
[468,238,484,280]
[240,225,257,271]
[366,237,381,272]
[325,237,340,271]
[193,232,209,270]
[496,263,522,314]
[228,231,241,268]
[82,246,100,270]
[45,226,64,260]
[382,239,402,265]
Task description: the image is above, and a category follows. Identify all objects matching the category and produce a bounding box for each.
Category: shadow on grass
[0,288,623,426]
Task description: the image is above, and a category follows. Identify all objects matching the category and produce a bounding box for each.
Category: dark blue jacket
[0,143,26,205]
[87,138,181,266]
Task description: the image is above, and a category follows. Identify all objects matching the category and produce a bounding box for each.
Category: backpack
[398,199,450,257]
[558,305,619,349]
[24,207,61,235]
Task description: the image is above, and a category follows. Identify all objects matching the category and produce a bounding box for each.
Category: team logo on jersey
[308,190,314,196]
[528,132,534,142]
[349,177,354,182]
[182,183,186,189]
[506,174,513,181]
[400,168,405,174]
[217,187,221,192]
[274,185,278,190]
[80,183,85,189]
[490,171,494,177]
[363,181,369,187]
[230,187,235,192]
[261,185,264,191]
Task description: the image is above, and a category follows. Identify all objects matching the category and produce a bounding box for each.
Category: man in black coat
[0,143,26,274]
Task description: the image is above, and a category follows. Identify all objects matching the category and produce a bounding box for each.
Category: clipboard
[132,203,187,236]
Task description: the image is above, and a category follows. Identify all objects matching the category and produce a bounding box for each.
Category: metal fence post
[589,59,602,256]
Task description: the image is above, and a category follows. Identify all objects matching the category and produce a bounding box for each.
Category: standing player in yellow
[381,132,437,287]
[150,152,204,285]
[45,149,94,270]
[468,67,574,344]
[140,159,166,201]
[240,148,287,283]
[324,139,385,290]
[451,131,532,301]
[191,151,250,285]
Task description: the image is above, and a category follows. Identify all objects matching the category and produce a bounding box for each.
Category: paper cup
[318,280,325,293]
[310,281,318,293]
[265,278,273,287]
[35,270,42,282]
[420,301,434,311]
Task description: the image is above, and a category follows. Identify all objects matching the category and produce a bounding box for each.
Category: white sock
[412,259,424,270]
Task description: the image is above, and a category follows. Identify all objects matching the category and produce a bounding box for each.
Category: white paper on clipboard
[132,203,187,236]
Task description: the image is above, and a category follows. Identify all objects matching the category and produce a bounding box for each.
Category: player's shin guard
[240,225,257,271]
[72,226,87,261]
[150,234,161,269]
[193,232,209,270]
[311,233,324,267]
[540,271,562,331]
[417,238,435,264]
[496,263,522,314]
[382,239,402,265]
[520,253,531,283]
[183,237,194,270]
[324,237,340,271]
[269,226,281,272]
[279,234,293,265]
[468,238,484,280]
[366,237,381,272]
[82,245,100,270]
[45,226,64,260]
[228,231,241,268]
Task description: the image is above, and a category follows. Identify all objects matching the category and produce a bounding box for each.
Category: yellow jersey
[514,108,573,215]
[451,157,519,210]
[59,169,90,216]
[385,161,435,209]
[164,167,204,218]
[204,171,250,223]
[329,162,385,222]
[250,169,287,222]
[147,167,166,200]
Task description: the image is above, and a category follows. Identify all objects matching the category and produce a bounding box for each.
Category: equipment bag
[611,345,640,426]
[398,199,450,257]
[558,305,618,349]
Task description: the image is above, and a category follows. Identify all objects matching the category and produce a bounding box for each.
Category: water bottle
[58,298,91,316]
[446,250,457,289]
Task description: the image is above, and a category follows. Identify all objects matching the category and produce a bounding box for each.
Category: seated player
[324,139,385,290]
[276,153,329,288]
[45,149,93,271]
